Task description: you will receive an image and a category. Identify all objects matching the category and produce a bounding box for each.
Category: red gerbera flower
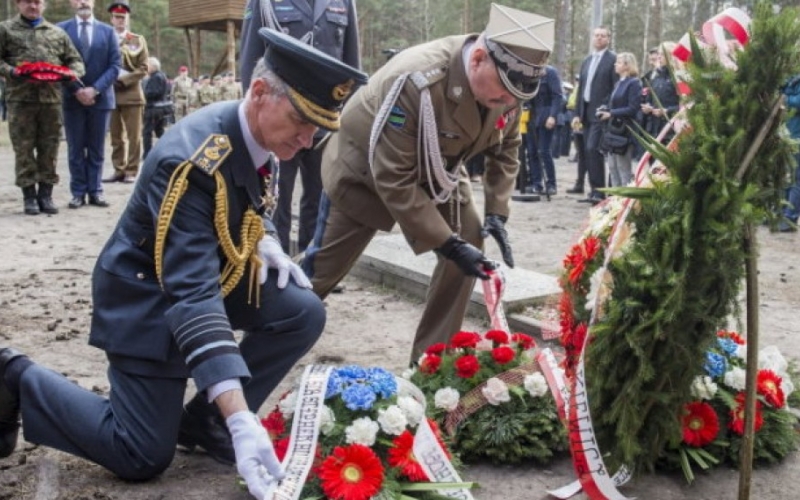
[681,401,720,447]
[450,331,481,349]
[419,354,441,374]
[454,354,480,378]
[757,369,785,409]
[729,392,764,435]
[485,330,509,344]
[273,437,290,461]
[510,332,536,350]
[563,237,602,286]
[425,343,447,355]
[261,409,285,438]
[318,445,384,500]
[388,430,428,481]
[491,346,515,365]
[558,293,575,335]
[717,330,746,345]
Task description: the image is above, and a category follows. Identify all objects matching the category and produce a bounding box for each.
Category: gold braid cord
[154,164,265,305]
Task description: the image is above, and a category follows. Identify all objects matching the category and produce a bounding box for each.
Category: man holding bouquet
[0,0,85,215]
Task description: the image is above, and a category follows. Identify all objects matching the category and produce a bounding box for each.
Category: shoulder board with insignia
[189,134,233,176]
[410,66,447,90]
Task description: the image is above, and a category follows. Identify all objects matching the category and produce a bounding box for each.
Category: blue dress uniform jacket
[239,0,360,89]
[90,101,273,392]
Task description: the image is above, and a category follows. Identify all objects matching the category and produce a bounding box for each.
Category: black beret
[258,28,368,131]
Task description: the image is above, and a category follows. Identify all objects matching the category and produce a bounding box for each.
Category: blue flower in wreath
[337,365,369,382]
[326,372,346,399]
[366,367,397,399]
[341,382,377,411]
[717,337,738,357]
[704,351,727,378]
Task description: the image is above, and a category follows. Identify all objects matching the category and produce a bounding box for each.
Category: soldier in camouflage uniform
[197,74,215,107]
[171,65,192,120]
[0,0,85,215]
[219,72,241,101]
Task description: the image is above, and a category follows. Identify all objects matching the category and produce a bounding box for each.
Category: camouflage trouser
[8,101,62,188]
[173,98,189,121]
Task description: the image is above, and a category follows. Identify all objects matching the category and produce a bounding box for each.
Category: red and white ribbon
[482,268,510,333]
[673,7,751,68]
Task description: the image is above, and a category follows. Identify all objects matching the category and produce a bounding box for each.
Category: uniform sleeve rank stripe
[388,106,407,128]
[188,134,233,176]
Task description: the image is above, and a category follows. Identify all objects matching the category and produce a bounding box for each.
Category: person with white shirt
[0,28,367,500]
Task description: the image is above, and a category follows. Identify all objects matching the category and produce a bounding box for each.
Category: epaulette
[409,65,447,90]
[188,134,233,176]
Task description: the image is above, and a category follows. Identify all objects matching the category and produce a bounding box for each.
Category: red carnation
[425,343,447,355]
[450,331,481,349]
[485,330,509,344]
[729,392,764,435]
[454,354,480,378]
[757,369,785,409]
[261,409,286,438]
[681,401,720,447]
[510,333,536,350]
[491,346,515,365]
[388,430,428,481]
[419,354,441,374]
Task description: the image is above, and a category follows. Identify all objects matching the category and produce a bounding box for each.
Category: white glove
[227,411,285,499]
[257,236,312,289]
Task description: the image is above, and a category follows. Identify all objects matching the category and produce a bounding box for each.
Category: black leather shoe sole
[566,187,584,194]
[177,410,235,465]
[88,197,110,208]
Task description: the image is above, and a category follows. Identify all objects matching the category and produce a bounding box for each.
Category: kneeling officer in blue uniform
[0,29,367,499]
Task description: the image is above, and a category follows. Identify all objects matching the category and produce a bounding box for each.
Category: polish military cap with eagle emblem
[483,3,554,100]
[258,28,369,131]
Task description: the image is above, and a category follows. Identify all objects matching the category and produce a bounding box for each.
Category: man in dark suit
[240,0,361,256]
[0,29,366,499]
[58,0,121,208]
[526,65,563,195]
[570,26,618,203]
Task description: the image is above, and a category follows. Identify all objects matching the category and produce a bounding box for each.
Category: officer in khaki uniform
[171,65,192,120]
[106,0,148,182]
[302,5,554,360]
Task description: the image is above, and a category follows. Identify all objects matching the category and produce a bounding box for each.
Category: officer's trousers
[15,272,324,480]
[110,104,144,176]
[303,189,482,362]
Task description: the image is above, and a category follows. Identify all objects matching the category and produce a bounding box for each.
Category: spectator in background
[553,81,573,159]
[778,74,800,232]
[141,56,170,159]
[0,76,6,121]
[239,0,361,256]
[0,0,85,215]
[596,52,642,188]
[171,65,192,120]
[641,42,680,146]
[526,64,562,195]
[105,0,148,183]
[58,0,121,209]
[196,74,215,107]
[570,26,618,202]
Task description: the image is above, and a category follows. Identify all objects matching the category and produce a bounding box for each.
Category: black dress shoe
[566,185,584,194]
[68,196,85,209]
[545,186,557,196]
[177,400,235,465]
[88,195,110,207]
[0,348,26,458]
[102,172,126,183]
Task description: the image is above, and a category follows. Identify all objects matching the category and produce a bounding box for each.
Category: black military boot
[22,186,39,215]
[177,393,235,465]
[37,183,59,214]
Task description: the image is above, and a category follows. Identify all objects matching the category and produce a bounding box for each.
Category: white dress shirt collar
[238,101,272,171]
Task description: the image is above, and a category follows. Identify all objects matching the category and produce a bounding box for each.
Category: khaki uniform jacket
[172,74,192,101]
[0,15,85,103]
[114,31,148,106]
[321,34,521,254]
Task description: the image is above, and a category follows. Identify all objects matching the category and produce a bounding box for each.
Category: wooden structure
[169,0,247,78]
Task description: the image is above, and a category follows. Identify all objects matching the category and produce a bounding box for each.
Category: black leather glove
[481,214,514,268]
[435,235,493,280]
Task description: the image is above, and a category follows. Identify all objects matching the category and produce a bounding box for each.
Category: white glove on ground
[227,411,285,499]
[257,236,312,289]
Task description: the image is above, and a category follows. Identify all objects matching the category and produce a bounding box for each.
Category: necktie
[79,21,90,54]
[583,53,601,102]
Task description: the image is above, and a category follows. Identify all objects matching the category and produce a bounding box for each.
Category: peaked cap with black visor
[483,4,554,101]
[257,28,368,131]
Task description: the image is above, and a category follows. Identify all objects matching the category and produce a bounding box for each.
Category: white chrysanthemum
[759,345,789,375]
[377,405,408,436]
[735,344,747,360]
[278,391,297,419]
[585,267,613,314]
[397,396,424,427]
[434,387,460,411]
[523,372,548,398]
[476,339,494,351]
[690,375,718,400]
[723,367,747,391]
[481,377,511,406]
[345,417,379,446]
[781,378,795,398]
[401,367,417,380]
[320,405,336,436]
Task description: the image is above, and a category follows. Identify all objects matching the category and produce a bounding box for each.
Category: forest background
[2,0,796,82]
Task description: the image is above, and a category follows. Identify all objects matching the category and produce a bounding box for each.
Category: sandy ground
[0,125,798,499]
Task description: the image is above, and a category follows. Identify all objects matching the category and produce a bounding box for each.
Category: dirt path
[0,132,798,499]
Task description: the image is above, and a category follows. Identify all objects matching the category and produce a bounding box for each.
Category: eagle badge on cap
[332,79,355,101]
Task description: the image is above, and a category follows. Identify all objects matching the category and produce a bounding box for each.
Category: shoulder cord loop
[155,164,265,306]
